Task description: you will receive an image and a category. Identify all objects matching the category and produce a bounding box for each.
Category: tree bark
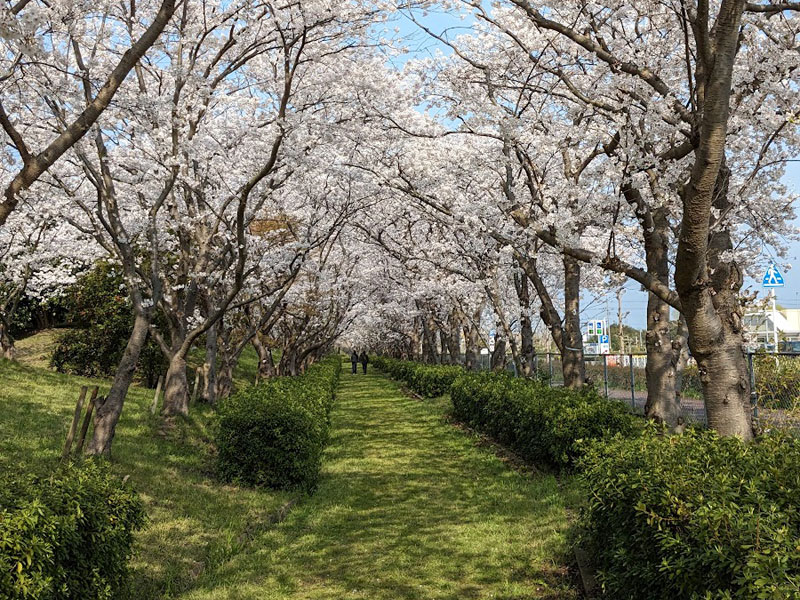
[643,208,683,429]
[490,324,507,371]
[562,255,585,388]
[162,353,190,416]
[675,1,753,439]
[463,308,481,370]
[253,335,275,379]
[87,310,150,456]
[0,321,14,360]
[447,309,463,365]
[514,270,535,376]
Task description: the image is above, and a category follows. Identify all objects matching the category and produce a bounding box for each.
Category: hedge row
[0,462,145,600]
[216,356,341,491]
[373,356,463,398]
[450,372,636,469]
[580,428,800,599]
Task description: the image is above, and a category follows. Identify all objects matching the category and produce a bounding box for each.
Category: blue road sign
[762,264,785,288]
[600,334,609,344]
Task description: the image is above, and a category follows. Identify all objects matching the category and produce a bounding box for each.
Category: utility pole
[617,288,625,354]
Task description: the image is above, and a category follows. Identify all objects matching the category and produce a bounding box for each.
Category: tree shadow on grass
[183,374,578,600]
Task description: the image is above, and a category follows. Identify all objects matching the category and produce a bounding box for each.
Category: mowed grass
[0,337,290,599]
[180,372,580,600]
[2,338,578,599]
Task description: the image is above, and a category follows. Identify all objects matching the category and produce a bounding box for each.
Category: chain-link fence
[748,352,800,431]
[458,351,800,430]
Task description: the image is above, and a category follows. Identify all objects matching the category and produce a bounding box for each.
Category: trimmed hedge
[450,372,636,469]
[373,356,462,398]
[579,428,800,599]
[216,356,341,491]
[0,462,145,600]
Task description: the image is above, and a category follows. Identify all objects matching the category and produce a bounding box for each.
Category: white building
[744,307,800,350]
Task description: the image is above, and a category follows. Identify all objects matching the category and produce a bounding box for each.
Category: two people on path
[350,350,369,374]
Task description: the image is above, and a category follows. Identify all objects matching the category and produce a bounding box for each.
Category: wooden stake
[62,386,87,461]
[75,387,99,455]
[151,375,164,415]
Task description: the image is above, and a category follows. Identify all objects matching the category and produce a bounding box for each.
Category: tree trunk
[217,362,234,399]
[677,3,754,441]
[463,308,481,370]
[252,335,275,379]
[162,353,190,416]
[677,159,753,439]
[643,208,683,429]
[439,328,451,364]
[202,322,217,405]
[514,270,535,376]
[490,324,507,371]
[0,321,15,360]
[420,312,438,363]
[87,310,150,456]
[644,293,683,428]
[562,255,585,388]
[447,310,463,365]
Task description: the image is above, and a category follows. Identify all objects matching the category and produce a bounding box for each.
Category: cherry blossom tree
[0,0,177,225]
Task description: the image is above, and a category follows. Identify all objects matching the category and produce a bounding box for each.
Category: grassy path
[186,372,578,600]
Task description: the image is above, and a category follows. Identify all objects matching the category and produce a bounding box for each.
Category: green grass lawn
[180,372,579,600]
[1,342,578,599]
[0,336,290,599]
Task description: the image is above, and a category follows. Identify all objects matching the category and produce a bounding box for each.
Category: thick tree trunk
[162,353,190,416]
[562,256,585,388]
[87,310,150,456]
[675,4,754,438]
[0,321,14,360]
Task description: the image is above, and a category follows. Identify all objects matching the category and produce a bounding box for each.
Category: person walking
[360,351,369,375]
[350,350,359,374]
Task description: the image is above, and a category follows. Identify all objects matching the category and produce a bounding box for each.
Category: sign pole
[772,289,778,352]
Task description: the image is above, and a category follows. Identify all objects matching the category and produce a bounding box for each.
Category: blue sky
[388,6,800,329]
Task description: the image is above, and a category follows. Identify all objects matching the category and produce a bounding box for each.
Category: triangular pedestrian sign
[762,264,785,287]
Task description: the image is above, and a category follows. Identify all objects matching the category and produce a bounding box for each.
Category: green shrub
[0,462,146,600]
[579,428,800,599]
[752,354,800,410]
[450,372,636,469]
[51,262,166,385]
[216,356,341,491]
[373,356,463,398]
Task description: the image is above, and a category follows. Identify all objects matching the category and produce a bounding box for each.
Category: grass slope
[0,348,290,599]
[182,372,578,600]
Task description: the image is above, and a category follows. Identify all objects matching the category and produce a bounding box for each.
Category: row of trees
[1,0,799,450]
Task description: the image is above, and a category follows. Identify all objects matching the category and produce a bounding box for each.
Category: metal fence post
[548,353,553,387]
[629,354,636,410]
[603,354,609,399]
[748,352,758,420]
[533,354,538,376]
